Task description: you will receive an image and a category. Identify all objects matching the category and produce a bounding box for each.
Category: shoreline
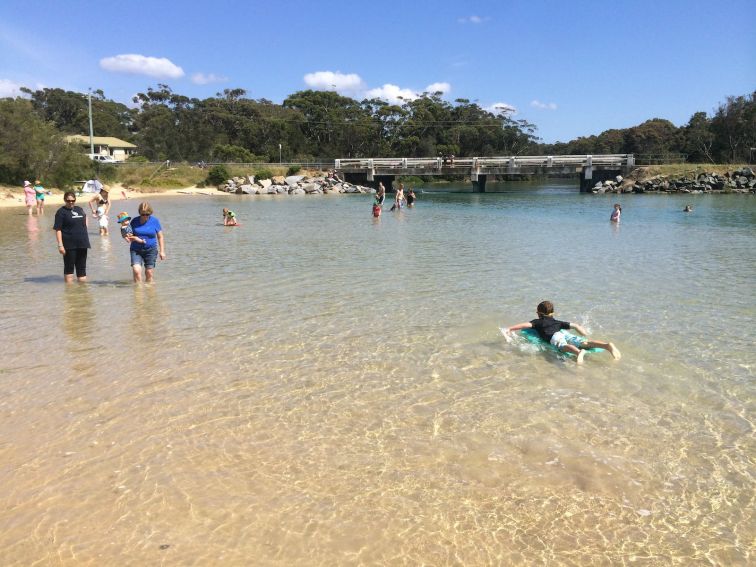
[0,183,236,210]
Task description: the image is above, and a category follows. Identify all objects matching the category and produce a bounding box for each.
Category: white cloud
[191,72,228,85]
[303,71,364,92]
[487,102,517,115]
[303,71,452,105]
[458,15,489,24]
[365,84,420,105]
[0,79,28,98]
[425,82,451,95]
[530,100,558,110]
[100,54,185,79]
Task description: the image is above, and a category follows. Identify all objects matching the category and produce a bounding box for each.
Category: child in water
[222,208,239,226]
[116,212,145,245]
[610,203,622,223]
[95,204,109,235]
[506,300,621,364]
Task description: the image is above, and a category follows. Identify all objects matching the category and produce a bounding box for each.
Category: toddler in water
[95,204,109,235]
[222,208,239,226]
[610,203,622,223]
[506,300,621,364]
[117,212,145,245]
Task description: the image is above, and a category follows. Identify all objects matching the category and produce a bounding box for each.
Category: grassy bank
[629,163,750,181]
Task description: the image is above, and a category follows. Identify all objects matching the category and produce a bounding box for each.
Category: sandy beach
[0,183,228,210]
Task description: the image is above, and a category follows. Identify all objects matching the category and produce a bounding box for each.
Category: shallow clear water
[0,182,754,565]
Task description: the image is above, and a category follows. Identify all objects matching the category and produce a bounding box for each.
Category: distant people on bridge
[610,203,622,223]
[406,188,416,207]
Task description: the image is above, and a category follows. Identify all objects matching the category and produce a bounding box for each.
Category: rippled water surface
[0,183,754,565]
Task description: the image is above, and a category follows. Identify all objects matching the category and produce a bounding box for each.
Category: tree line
[0,85,753,187]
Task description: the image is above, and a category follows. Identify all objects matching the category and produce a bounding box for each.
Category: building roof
[66,135,137,148]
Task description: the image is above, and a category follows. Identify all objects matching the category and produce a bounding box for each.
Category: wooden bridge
[335,154,636,192]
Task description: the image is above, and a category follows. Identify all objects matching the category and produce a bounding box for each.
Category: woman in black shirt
[53,191,91,282]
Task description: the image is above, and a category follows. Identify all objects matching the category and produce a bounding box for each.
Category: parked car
[88,154,117,163]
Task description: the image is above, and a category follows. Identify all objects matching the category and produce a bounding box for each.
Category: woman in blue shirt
[128,201,166,283]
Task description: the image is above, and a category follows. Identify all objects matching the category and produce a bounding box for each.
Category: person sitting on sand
[222,208,239,226]
[506,300,621,365]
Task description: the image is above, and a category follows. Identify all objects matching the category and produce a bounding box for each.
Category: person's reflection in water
[26,216,40,259]
[63,285,98,376]
[130,284,171,364]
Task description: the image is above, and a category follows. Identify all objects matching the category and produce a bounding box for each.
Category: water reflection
[25,216,41,259]
[62,285,96,365]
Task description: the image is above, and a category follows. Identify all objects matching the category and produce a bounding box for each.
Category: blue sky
[1,0,754,143]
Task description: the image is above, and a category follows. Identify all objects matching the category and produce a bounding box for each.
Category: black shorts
[63,248,88,276]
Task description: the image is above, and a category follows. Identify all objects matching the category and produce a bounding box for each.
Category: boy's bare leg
[584,340,622,360]
[561,344,584,364]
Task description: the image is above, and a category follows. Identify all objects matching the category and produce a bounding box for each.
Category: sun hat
[116,212,131,223]
[23,180,31,187]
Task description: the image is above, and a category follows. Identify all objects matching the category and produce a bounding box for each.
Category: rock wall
[217,174,375,196]
[592,168,756,194]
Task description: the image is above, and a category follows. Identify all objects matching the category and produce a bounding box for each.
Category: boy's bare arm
[569,323,588,336]
[507,322,533,332]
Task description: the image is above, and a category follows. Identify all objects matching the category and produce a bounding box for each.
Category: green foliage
[0,98,92,187]
[211,143,255,163]
[286,165,301,175]
[397,176,424,185]
[206,164,230,185]
[8,82,756,178]
[127,155,149,163]
[254,168,273,180]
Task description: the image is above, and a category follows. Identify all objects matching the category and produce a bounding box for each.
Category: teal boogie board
[520,328,603,357]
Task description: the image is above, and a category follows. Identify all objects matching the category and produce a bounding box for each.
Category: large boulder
[289,187,306,195]
[272,176,286,185]
[259,178,272,189]
[301,183,320,193]
[239,184,255,194]
[285,175,304,185]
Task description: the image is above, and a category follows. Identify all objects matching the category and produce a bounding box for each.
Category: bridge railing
[336,154,634,170]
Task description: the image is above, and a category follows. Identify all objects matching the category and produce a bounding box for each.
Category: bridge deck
[336,154,634,174]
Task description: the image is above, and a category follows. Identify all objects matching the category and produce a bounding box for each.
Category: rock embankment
[217,174,375,196]
[593,167,756,194]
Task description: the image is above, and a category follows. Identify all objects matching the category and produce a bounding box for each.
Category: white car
[88,154,117,163]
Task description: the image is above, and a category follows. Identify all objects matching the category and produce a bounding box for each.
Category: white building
[66,135,138,162]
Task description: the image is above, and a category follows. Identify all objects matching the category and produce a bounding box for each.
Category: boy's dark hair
[537,301,554,317]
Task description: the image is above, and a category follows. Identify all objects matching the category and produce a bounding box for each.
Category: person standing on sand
[23,181,36,215]
[129,202,166,283]
[53,191,91,283]
[33,180,45,215]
